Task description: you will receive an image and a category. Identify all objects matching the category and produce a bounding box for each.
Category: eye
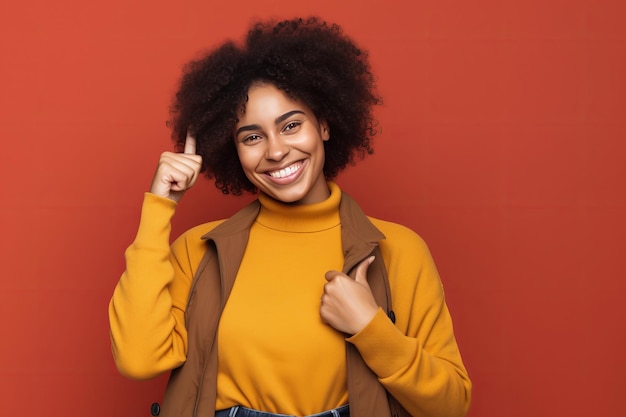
[283,121,302,133]
[242,134,263,144]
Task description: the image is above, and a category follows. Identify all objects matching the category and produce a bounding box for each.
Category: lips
[266,161,303,179]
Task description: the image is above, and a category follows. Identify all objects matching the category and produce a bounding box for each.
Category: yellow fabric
[109,182,472,417]
[215,185,346,414]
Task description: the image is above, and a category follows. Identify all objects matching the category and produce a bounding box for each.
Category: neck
[256,182,341,233]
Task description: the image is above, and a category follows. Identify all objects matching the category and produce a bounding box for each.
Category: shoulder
[168,219,228,273]
[176,219,228,243]
[369,217,428,251]
[171,199,260,258]
[368,217,436,272]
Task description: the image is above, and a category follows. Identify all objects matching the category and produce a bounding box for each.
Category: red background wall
[1,1,624,416]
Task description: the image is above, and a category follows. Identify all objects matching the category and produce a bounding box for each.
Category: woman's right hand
[150,133,203,203]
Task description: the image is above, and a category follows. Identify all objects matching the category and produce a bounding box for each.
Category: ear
[320,119,330,141]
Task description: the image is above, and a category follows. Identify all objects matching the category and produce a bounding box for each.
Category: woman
[109,17,471,417]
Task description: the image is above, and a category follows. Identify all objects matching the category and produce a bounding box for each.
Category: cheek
[309,136,328,158]
[236,146,261,171]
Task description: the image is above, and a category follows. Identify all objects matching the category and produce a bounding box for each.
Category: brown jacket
[159,192,409,417]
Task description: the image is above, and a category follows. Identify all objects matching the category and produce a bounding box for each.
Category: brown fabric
[160,193,410,417]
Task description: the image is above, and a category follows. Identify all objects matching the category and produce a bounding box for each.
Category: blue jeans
[215,404,350,417]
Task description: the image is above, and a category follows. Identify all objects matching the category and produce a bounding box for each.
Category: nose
[265,135,289,161]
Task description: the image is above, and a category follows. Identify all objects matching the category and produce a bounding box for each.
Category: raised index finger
[184,132,196,154]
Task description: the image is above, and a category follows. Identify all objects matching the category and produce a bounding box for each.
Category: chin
[267,191,304,204]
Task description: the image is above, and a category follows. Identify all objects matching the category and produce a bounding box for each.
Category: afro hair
[168,16,381,195]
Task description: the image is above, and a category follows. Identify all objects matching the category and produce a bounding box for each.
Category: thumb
[354,256,375,285]
[184,131,197,154]
[325,270,341,282]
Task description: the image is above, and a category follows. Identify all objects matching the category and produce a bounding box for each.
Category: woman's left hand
[320,256,379,335]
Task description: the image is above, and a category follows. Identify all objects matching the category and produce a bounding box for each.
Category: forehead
[237,83,309,119]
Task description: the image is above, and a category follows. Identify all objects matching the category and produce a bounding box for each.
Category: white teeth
[268,162,302,178]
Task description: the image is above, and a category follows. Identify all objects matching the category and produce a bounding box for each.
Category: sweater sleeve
[347,223,472,417]
[108,193,194,379]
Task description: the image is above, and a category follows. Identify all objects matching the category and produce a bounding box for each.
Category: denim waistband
[215,404,349,417]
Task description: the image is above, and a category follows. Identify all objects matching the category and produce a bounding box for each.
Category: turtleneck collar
[256,182,341,233]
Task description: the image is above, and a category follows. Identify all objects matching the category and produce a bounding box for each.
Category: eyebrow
[235,110,305,137]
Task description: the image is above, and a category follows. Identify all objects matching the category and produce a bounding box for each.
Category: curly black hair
[168,16,381,195]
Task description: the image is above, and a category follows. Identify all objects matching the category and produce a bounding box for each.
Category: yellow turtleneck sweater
[109,182,472,417]
[216,185,347,413]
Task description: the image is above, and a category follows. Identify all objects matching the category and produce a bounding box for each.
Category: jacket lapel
[339,193,392,417]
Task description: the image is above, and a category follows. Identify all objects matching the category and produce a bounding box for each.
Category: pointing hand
[150,133,203,203]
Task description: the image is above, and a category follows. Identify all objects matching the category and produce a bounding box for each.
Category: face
[234,83,330,205]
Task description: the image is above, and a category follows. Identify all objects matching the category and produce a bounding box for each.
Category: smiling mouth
[266,161,303,179]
